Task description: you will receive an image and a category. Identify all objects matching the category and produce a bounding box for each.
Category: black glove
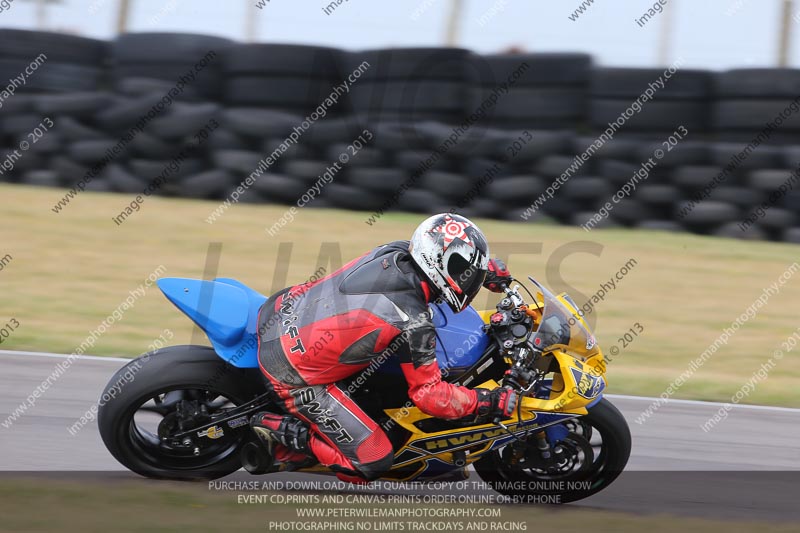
[474,387,519,423]
[483,258,511,293]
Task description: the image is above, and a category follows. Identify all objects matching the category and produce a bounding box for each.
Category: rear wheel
[98,345,267,480]
[474,398,631,503]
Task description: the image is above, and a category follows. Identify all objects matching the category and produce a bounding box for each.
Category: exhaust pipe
[241,441,273,475]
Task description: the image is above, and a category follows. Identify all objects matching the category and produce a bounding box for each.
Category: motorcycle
[98,274,630,503]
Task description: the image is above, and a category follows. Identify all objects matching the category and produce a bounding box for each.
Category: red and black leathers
[257,240,479,481]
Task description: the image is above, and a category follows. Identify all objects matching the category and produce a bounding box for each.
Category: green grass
[3,183,800,406]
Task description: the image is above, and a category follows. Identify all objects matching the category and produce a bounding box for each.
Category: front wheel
[474,398,631,503]
[97,345,266,480]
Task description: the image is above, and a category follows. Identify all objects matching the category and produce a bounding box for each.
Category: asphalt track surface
[1,350,799,523]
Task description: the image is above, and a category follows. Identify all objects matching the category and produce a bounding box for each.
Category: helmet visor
[447,254,487,310]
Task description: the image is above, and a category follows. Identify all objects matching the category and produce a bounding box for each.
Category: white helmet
[409,213,489,312]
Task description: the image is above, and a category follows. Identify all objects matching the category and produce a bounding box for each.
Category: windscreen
[527,277,600,359]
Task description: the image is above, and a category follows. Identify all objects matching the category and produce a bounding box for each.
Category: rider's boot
[250,412,316,469]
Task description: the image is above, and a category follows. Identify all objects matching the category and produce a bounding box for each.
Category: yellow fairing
[374,348,606,480]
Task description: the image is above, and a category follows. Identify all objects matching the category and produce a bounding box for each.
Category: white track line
[606,393,800,413]
[3,349,799,413]
[0,349,132,363]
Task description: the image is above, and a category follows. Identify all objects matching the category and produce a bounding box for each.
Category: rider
[251,213,518,483]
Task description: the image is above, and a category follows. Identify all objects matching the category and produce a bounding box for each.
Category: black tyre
[0,114,46,135]
[590,99,709,131]
[464,157,511,180]
[95,93,167,130]
[105,164,148,193]
[782,227,800,243]
[468,198,504,219]
[222,107,300,138]
[709,186,766,207]
[325,183,385,211]
[496,130,570,162]
[571,211,620,229]
[22,129,62,154]
[672,166,729,189]
[474,398,631,504]
[486,175,545,202]
[635,141,709,167]
[213,150,265,174]
[597,160,638,185]
[415,122,506,156]
[758,208,797,230]
[209,129,248,151]
[469,88,586,121]
[251,173,308,202]
[541,197,580,221]
[471,53,592,86]
[68,140,119,164]
[52,117,105,141]
[148,103,220,139]
[112,64,222,100]
[396,188,441,213]
[349,81,465,112]
[225,76,338,107]
[128,131,179,159]
[748,169,795,191]
[97,345,266,480]
[283,160,336,184]
[113,33,232,63]
[591,68,713,99]
[636,184,682,205]
[348,167,408,193]
[713,100,800,130]
[116,77,202,100]
[0,60,103,92]
[560,177,613,201]
[713,221,768,241]
[536,155,587,178]
[610,199,649,225]
[780,191,800,211]
[223,43,342,77]
[0,29,108,65]
[347,48,470,81]
[421,171,472,200]
[303,117,362,146]
[179,169,234,199]
[394,150,456,172]
[32,92,113,118]
[636,220,684,232]
[711,142,782,169]
[572,136,645,162]
[676,201,739,227]
[21,170,60,188]
[130,158,204,181]
[327,144,386,168]
[714,69,800,98]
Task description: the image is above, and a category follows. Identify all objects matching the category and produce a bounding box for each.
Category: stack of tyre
[97,33,229,198]
[0,31,236,197]
[633,67,800,240]
[712,69,800,143]
[471,53,591,131]
[344,47,470,124]
[589,67,713,137]
[2,29,800,244]
[213,43,350,204]
[308,48,474,213]
[0,29,107,189]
